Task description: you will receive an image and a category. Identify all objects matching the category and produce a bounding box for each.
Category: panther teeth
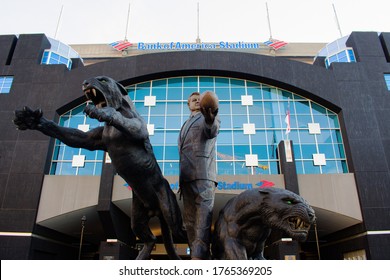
[289,217,309,230]
[84,89,91,99]
[83,87,106,108]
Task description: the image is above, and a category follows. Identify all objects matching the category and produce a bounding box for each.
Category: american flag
[109,40,132,51]
[263,38,288,50]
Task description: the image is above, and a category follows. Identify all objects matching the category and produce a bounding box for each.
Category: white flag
[285,109,291,135]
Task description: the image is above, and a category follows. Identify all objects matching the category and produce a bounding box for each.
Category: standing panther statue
[14,76,187,260]
[212,187,316,260]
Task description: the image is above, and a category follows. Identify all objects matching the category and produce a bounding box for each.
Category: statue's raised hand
[84,104,116,125]
[201,106,218,125]
[14,106,43,130]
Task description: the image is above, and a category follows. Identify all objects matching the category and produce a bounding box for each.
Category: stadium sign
[168,180,274,191]
[138,41,263,50]
[110,39,288,52]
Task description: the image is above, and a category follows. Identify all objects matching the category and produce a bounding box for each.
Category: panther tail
[159,215,181,260]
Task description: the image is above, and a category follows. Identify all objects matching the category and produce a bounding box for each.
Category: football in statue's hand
[200,91,219,113]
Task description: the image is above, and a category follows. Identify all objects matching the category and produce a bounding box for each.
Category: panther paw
[14,106,43,130]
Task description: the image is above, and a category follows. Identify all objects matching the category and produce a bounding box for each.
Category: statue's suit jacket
[178,112,220,184]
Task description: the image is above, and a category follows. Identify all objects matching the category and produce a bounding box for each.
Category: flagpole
[332,3,343,38]
[54,5,64,39]
[124,2,131,41]
[285,98,290,141]
[196,2,201,43]
[266,2,273,39]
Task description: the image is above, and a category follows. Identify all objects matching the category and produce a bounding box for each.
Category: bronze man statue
[178,91,220,259]
[14,76,186,260]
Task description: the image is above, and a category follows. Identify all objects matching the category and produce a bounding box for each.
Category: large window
[384,74,390,90]
[316,35,357,69]
[50,76,348,176]
[0,76,13,94]
[49,103,104,175]
[41,50,72,69]
[325,48,356,68]
[40,37,83,70]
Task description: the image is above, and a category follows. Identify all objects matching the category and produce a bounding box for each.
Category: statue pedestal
[265,239,301,260]
[99,240,138,260]
[278,140,299,194]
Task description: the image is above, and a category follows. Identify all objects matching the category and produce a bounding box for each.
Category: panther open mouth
[287,217,311,233]
[83,86,107,109]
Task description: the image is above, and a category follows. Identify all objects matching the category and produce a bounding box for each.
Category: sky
[0,0,389,45]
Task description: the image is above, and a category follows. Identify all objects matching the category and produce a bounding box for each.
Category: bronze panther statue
[14,76,186,260]
[212,187,316,260]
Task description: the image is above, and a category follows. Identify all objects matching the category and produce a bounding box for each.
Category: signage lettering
[217,181,253,190]
[169,180,274,191]
[125,180,274,191]
[138,41,265,51]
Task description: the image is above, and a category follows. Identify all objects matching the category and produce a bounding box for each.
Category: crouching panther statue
[212,187,316,260]
[14,76,186,260]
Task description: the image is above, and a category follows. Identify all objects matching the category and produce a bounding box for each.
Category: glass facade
[325,49,356,68]
[41,37,83,70]
[385,74,390,90]
[316,35,357,68]
[50,76,348,176]
[49,103,104,175]
[0,76,13,94]
[41,50,73,69]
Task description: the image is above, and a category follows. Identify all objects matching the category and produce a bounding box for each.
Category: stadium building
[0,32,389,260]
